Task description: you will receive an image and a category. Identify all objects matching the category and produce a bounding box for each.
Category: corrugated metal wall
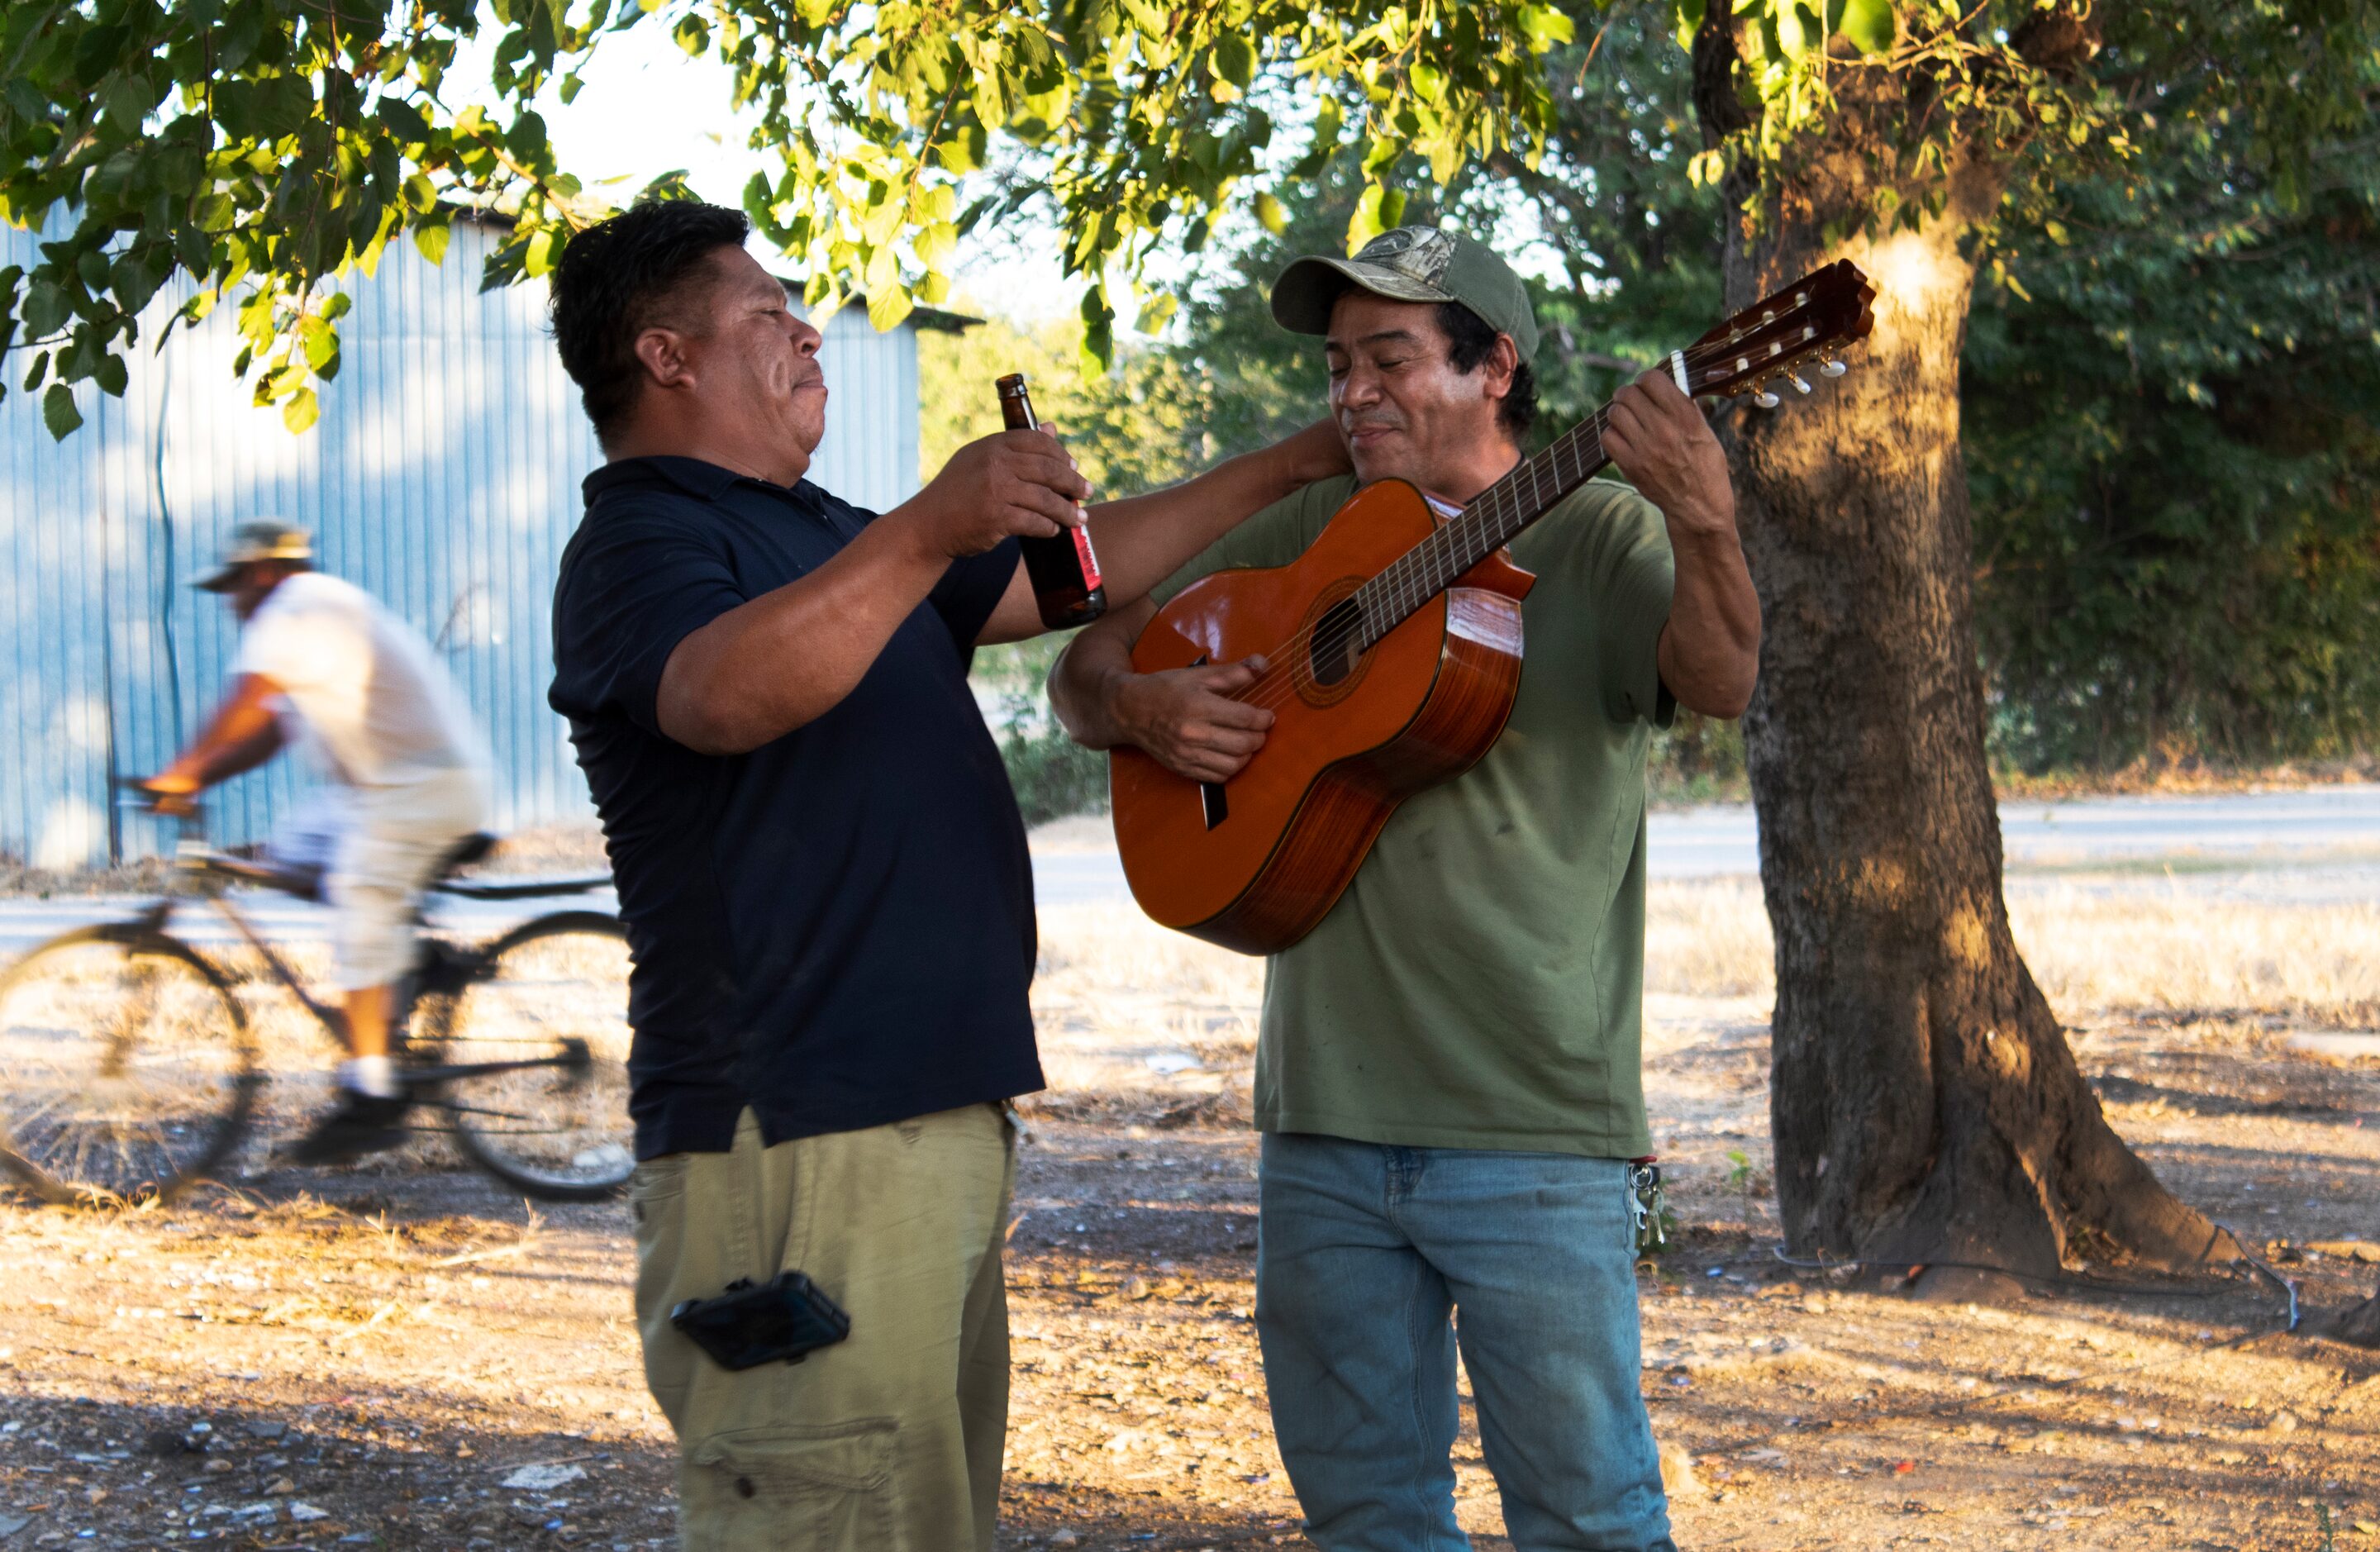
[0,219,925,869]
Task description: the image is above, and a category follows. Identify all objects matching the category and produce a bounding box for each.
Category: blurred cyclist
[142,520,492,1164]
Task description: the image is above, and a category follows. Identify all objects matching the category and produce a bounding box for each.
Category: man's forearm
[157,676,285,790]
[1048,602,1153,750]
[1085,424,1337,606]
[1656,528,1761,718]
[195,721,288,785]
[659,514,949,755]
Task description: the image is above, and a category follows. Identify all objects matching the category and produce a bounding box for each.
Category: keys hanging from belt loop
[1629,1159,1668,1254]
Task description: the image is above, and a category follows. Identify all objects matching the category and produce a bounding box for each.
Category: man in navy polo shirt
[545,199,1347,1550]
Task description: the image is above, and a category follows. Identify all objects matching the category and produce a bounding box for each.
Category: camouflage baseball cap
[1270,226,1540,364]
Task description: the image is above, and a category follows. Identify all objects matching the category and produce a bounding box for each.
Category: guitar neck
[1351,402,1616,650]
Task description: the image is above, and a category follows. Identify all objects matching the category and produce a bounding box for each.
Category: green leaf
[43,383,82,440]
[866,285,913,331]
[1838,0,1896,55]
[1346,184,1391,250]
[22,281,69,337]
[937,125,989,174]
[111,255,165,317]
[96,353,128,398]
[378,98,432,143]
[1518,5,1574,49]
[1255,192,1287,235]
[176,224,212,273]
[74,24,131,84]
[282,386,320,435]
[21,351,48,393]
[914,221,958,268]
[300,317,338,370]
[413,221,450,267]
[1213,34,1255,88]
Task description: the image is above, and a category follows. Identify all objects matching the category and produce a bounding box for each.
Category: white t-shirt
[232,571,490,793]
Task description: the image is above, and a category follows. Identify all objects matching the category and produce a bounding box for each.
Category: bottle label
[1071,524,1102,588]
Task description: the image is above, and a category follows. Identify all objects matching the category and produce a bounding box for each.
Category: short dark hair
[1435,302,1538,440]
[550,199,754,445]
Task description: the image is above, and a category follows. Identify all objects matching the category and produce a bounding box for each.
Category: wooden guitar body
[1112,478,1535,955]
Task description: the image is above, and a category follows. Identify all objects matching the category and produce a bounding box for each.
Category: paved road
[6,785,2378,953]
[1031,783,2380,905]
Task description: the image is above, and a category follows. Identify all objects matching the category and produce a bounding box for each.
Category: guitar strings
[1220,408,1611,718]
[1216,405,1619,719]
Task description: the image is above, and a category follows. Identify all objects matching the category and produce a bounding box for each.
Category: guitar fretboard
[1348,405,1615,650]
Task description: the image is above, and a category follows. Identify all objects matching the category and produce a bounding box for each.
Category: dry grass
[1036,908,1263,1016]
[2012,882,2380,1026]
[1050,875,2380,1034]
[1643,874,2380,1026]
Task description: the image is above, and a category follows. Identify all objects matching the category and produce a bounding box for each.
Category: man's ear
[631,326,697,393]
[1481,334,1520,406]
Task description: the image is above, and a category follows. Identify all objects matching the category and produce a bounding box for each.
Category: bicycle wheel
[430,912,635,1201]
[0,926,259,1204]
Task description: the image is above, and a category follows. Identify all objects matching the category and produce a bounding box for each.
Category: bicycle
[0,802,635,1205]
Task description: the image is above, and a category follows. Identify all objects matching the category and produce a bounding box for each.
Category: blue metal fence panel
[0,221,927,868]
[808,303,921,513]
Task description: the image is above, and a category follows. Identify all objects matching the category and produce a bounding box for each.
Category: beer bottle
[997,373,1107,629]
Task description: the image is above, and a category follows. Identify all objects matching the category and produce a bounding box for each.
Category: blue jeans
[1255,1133,1675,1552]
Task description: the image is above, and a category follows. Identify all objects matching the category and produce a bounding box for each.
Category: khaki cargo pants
[630,1104,1016,1551]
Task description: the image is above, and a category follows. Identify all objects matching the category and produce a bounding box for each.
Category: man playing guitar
[1050,226,1759,1550]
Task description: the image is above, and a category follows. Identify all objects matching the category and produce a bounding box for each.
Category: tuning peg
[1788,373,1811,394]
[1819,357,1848,378]
[1752,388,1781,409]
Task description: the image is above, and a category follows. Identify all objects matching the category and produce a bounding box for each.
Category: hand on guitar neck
[1604,369,1760,720]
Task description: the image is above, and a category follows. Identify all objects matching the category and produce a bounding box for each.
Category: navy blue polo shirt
[549,455,1042,1159]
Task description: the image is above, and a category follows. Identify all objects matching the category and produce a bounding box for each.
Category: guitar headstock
[1680,260,1876,407]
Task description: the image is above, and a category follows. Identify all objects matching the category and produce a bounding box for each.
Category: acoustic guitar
[1111,259,1877,954]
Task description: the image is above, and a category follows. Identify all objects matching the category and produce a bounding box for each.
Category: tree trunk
[1695,47,2239,1285]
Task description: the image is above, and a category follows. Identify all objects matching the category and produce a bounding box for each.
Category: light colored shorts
[631,1103,1016,1552]
[323,766,487,989]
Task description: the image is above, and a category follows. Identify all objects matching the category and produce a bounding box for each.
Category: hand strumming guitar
[1113,654,1276,785]
[1048,597,1276,786]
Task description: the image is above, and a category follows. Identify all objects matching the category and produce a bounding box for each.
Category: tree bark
[1694,39,2239,1283]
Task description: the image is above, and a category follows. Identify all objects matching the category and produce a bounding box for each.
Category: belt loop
[731,1108,764,1283]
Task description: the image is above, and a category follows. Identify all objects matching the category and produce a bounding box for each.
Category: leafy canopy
[0,0,1579,438]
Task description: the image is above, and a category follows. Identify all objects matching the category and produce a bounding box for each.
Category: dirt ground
[6,883,2380,1550]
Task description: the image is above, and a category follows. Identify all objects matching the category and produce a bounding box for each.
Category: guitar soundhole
[1307,597,1366,688]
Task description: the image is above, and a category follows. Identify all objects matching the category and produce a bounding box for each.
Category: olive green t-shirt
[1146,474,1675,1158]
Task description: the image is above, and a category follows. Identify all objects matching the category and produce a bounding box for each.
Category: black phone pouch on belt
[669,1271,851,1371]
